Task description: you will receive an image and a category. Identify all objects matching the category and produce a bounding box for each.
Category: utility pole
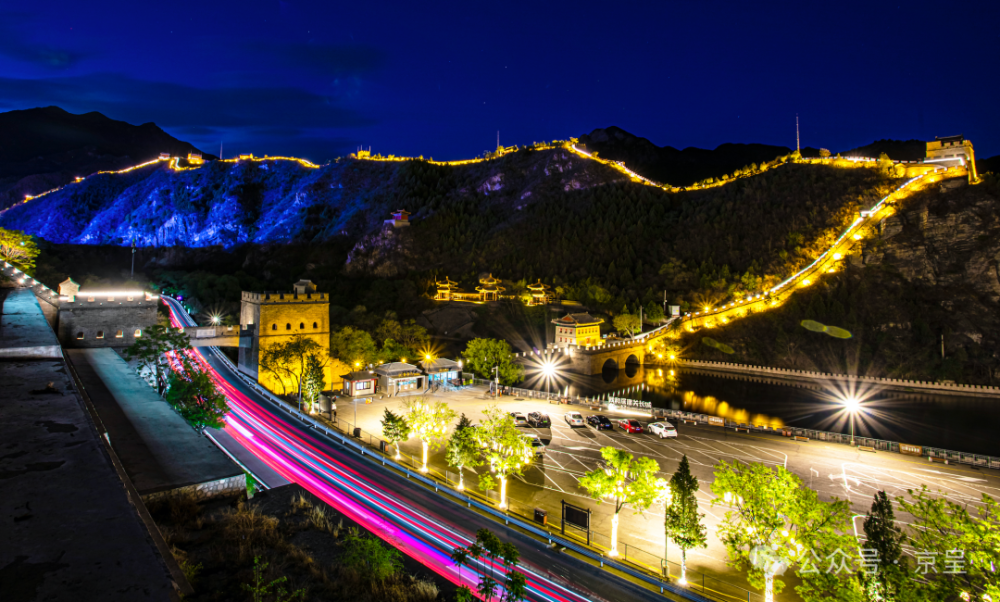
[497,130,500,151]
[941,334,945,359]
[219,141,223,160]
[130,239,136,280]
[796,114,800,154]
[663,290,668,320]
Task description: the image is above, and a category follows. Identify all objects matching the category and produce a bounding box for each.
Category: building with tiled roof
[552,313,603,347]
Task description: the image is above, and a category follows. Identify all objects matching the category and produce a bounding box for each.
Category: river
[546,365,999,457]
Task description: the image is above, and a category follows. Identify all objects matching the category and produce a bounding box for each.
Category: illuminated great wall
[4,140,969,344]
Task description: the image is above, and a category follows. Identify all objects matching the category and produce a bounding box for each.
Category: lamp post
[844,395,859,445]
[542,361,556,399]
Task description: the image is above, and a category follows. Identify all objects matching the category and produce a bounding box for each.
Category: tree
[330,326,377,368]
[122,324,192,394]
[380,408,410,460]
[613,311,642,338]
[861,490,907,602]
[0,228,41,275]
[898,487,1000,602]
[664,455,706,583]
[341,527,404,583]
[472,405,533,509]
[452,528,526,602]
[301,353,326,412]
[164,358,230,432]
[260,335,323,407]
[445,414,482,490]
[711,461,858,602]
[579,447,667,557]
[643,300,665,324]
[462,338,524,386]
[403,398,455,473]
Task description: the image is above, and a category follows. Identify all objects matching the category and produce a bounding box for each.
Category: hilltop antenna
[497,130,500,150]
[220,141,223,160]
[796,114,800,154]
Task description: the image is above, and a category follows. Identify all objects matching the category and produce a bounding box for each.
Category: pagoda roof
[435,276,459,288]
[527,279,551,292]
[479,273,502,285]
[341,371,377,381]
[420,358,461,373]
[552,312,603,326]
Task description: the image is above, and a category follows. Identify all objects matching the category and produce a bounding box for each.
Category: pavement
[337,386,1000,597]
[205,427,291,489]
[0,288,176,602]
[65,348,242,497]
[0,289,61,359]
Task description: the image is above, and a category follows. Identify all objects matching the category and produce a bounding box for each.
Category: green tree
[301,353,326,412]
[260,335,323,408]
[330,326,378,368]
[613,311,642,338]
[579,447,667,557]
[861,490,907,602]
[899,487,1000,602]
[462,338,524,386]
[242,556,305,602]
[403,398,456,473]
[380,408,411,460]
[663,455,706,583]
[445,414,482,490]
[711,461,859,602]
[452,528,526,602]
[643,300,665,324]
[164,358,230,432]
[0,228,41,274]
[472,405,533,509]
[122,324,192,394]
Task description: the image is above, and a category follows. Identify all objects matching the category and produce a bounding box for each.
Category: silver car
[564,411,585,427]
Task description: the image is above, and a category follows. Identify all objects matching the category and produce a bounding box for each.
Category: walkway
[65,348,243,499]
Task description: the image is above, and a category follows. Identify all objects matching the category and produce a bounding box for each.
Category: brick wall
[58,299,159,348]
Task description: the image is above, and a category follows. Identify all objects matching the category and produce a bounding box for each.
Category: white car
[523,434,546,456]
[648,421,678,439]
[510,412,528,427]
[564,411,585,427]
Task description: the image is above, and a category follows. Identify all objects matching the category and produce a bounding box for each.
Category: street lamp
[541,360,556,399]
[844,395,859,445]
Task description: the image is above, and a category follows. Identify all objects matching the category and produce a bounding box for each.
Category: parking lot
[335,385,1000,591]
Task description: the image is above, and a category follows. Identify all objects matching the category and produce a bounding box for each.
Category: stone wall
[58,298,159,348]
[141,474,246,504]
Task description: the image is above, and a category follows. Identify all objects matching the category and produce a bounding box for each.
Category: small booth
[420,358,462,386]
[341,371,378,397]
[374,362,424,396]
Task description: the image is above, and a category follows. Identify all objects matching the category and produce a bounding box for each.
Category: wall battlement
[241,291,327,303]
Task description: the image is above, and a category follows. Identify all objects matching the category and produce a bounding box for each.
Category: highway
[162,295,685,602]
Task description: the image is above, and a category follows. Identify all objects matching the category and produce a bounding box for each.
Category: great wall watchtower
[237,279,334,394]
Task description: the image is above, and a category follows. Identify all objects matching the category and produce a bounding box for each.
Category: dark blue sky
[2,0,998,162]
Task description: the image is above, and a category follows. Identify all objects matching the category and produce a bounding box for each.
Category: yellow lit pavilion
[526,279,554,306]
[476,274,505,302]
[434,277,461,301]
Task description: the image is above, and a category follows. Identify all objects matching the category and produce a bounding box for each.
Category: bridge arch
[601,358,618,371]
[625,354,641,366]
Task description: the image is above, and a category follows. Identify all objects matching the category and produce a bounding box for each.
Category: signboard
[561,500,591,544]
[669,305,680,317]
[195,328,215,339]
[900,443,923,456]
[708,416,725,427]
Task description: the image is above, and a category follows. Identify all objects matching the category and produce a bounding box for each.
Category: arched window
[312,322,318,329]
[272,324,277,331]
[96,331,105,339]
[115,330,123,338]
[134,329,142,337]
[299,322,304,330]
[76,332,84,340]
[286,323,291,330]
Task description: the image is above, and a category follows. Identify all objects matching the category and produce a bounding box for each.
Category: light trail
[163,296,596,602]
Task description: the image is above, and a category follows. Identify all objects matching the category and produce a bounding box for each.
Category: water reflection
[558,366,998,456]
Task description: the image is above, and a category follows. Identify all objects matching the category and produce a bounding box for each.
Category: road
[163,296,684,602]
[338,388,1000,598]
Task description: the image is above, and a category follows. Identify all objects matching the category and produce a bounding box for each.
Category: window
[272,324,277,331]
[127,296,134,301]
[134,329,142,337]
[286,323,291,330]
[87,296,95,302]
[107,296,114,301]
[312,322,318,329]
[76,332,84,340]
[96,331,105,339]
[299,322,304,329]
[115,330,123,338]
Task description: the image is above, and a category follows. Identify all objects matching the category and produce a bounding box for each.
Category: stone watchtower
[237,279,333,394]
[55,278,160,348]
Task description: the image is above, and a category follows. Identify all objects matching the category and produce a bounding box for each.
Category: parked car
[619,419,644,433]
[510,412,528,427]
[648,421,678,439]
[587,414,614,430]
[523,434,546,457]
[564,411,585,427]
[527,412,551,428]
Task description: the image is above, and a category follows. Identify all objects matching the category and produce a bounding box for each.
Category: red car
[619,419,643,433]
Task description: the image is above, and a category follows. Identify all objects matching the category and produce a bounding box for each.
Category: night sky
[2,1,998,162]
